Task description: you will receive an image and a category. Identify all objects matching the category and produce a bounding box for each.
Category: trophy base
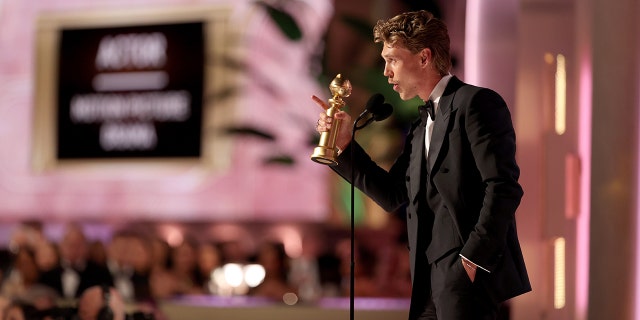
[311,146,338,166]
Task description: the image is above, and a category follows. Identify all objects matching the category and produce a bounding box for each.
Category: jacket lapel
[427,77,462,172]
[409,122,425,203]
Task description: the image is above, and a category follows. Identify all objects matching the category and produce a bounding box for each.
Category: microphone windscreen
[372,103,393,121]
[365,93,385,110]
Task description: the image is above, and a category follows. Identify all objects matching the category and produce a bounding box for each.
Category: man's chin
[398,93,415,101]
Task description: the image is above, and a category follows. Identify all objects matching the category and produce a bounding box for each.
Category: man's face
[381,42,424,101]
[60,228,88,264]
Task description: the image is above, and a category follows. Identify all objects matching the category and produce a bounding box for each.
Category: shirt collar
[427,74,453,107]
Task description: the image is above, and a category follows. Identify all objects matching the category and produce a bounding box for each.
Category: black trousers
[409,249,500,320]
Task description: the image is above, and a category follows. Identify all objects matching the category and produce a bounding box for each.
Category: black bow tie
[418,100,435,126]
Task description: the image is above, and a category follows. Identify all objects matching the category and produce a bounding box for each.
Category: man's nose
[383,66,392,77]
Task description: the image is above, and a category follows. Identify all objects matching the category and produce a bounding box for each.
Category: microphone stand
[348,114,374,320]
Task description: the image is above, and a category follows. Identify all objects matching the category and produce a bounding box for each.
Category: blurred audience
[88,241,108,268]
[1,300,39,320]
[106,231,134,303]
[8,222,46,255]
[33,241,59,273]
[104,231,153,304]
[76,285,125,320]
[334,238,382,298]
[1,247,40,298]
[1,246,61,313]
[218,241,250,265]
[0,296,8,319]
[288,233,324,302]
[0,221,414,319]
[148,237,170,274]
[149,237,203,300]
[125,234,154,303]
[167,238,203,296]
[38,224,113,300]
[195,242,223,295]
[248,241,296,300]
[383,244,413,298]
[0,250,12,286]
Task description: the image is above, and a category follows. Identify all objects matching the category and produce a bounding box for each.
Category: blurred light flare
[555,54,567,135]
[554,237,566,309]
[283,292,299,305]
[223,263,244,287]
[244,263,266,287]
[211,263,266,296]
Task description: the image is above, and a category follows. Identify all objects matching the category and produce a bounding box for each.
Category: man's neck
[419,73,444,102]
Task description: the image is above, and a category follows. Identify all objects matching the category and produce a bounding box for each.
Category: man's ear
[420,48,432,66]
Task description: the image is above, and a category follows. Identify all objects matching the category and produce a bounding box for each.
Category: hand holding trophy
[311,74,352,166]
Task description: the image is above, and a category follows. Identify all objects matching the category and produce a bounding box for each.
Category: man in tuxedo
[38,224,113,300]
[314,10,531,320]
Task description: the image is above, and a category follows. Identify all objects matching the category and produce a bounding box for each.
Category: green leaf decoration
[206,86,238,102]
[263,155,295,165]
[214,54,247,71]
[256,1,303,41]
[340,15,373,40]
[223,126,276,141]
[308,131,320,146]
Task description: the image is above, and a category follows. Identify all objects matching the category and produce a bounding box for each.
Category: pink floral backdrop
[0,0,335,222]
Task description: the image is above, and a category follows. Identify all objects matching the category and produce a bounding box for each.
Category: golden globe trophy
[311,74,352,166]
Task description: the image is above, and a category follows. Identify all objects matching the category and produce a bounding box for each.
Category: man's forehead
[381,43,409,56]
[381,43,397,53]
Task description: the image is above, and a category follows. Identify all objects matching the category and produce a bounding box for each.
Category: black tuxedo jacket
[332,76,531,304]
[38,261,114,298]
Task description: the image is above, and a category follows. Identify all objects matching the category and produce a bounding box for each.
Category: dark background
[56,22,205,159]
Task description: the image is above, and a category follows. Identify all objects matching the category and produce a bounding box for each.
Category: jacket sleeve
[330,132,414,213]
[458,88,524,272]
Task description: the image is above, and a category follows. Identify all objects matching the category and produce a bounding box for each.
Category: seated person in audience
[378,243,413,298]
[248,242,296,300]
[1,247,41,299]
[149,238,202,300]
[88,240,108,268]
[1,299,39,320]
[1,247,60,318]
[16,284,60,315]
[124,234,154,303]
[76,285,126,320]
[195,242,224,294]
[38,224,113,300]
[33,240,60,273]
[167,238,203,296]
[149,237,170,275]
[0,249,12,285]
[106,232,133,302]
[288,233,324,302]
[8,221,46,254]
[0,296,9,319]
[335,238,381,297]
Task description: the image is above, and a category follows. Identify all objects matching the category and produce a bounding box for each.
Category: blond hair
[373,10,451,76]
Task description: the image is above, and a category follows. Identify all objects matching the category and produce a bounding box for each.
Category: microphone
[355,93,394,130]
[369,102,393,121]
[346,93,392,320]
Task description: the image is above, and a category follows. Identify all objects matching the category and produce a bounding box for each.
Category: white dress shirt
[424,74,452,155]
